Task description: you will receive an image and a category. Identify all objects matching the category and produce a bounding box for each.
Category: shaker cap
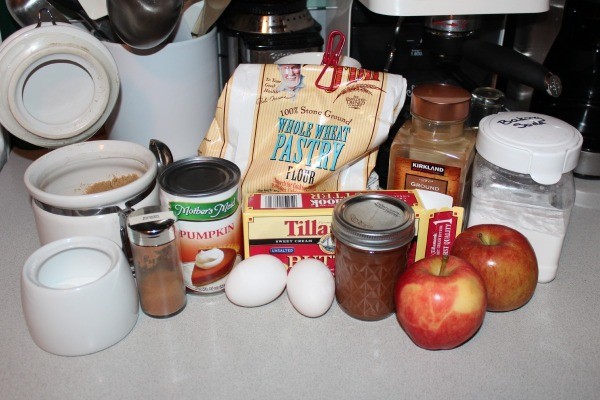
[411,83,471,122]
[127,206,177,246]
[477,111,583,184]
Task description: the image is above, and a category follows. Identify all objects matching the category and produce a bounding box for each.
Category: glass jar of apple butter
[331,194,415,321]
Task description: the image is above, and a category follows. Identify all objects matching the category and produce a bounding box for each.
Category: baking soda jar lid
[331,194,415,252]
[477,111,583,185]
[158,156,241,197]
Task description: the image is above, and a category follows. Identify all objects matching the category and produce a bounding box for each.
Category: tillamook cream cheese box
[243,190,464,274]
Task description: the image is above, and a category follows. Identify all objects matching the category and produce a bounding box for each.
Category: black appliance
[349,2,560,111]
[218,0,324,86]
[347,2,562,186]
[530,0,600,179]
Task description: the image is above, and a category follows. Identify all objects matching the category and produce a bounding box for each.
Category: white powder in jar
[468,111,581,284]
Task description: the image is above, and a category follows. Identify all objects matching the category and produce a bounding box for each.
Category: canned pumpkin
[158,157,243,294]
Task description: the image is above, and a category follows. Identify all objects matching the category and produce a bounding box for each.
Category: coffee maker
[318,0,564,185]
[326,0,555,106]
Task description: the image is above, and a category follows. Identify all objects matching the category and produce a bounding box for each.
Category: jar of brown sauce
[331,194,415,321]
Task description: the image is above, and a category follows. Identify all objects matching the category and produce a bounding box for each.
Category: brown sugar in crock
[84,173,140,194]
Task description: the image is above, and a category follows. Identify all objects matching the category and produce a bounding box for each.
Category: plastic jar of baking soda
[468,111,583,283]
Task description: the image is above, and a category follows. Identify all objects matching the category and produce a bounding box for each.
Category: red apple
[450,224,538,312]
[395,255,487,350]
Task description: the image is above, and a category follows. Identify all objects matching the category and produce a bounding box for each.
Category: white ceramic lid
[477,111,583,185]
[0,22,119,148]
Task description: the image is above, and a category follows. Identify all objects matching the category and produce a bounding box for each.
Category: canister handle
[149,139,174,175]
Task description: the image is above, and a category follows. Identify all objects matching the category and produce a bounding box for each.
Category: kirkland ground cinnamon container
[158,157,243,294]
[331,194,415,321]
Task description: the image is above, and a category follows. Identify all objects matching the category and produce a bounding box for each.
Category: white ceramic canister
[102,26,219,161]
[23,140,160,251]
[468,112,583,283]
[158,157,243,294]
[0,28,8,171]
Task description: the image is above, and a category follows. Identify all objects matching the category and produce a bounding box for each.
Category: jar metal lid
[331,194,415,252]
[127,206,176,246]
[477,111,583,185]
[158,156,240,197]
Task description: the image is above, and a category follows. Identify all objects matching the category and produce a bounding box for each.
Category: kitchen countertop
[2,148,600,400]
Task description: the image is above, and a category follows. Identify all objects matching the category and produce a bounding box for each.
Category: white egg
[286,259,335,318]
[225,254,287,307]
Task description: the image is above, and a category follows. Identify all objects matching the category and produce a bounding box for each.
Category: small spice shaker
[331,194,415,321]
[127,206,187,318]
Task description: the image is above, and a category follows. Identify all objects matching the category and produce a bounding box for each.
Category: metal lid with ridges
[331,193,415,252]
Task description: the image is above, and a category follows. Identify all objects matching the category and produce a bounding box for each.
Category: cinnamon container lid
[410,83,471,122]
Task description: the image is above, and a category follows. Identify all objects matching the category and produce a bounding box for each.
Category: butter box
[242,190,463,273]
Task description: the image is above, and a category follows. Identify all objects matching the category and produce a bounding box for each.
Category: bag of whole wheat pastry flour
[198,63,407,194]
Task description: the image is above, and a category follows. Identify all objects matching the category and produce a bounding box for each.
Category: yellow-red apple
[395,255,487,350]
[450,224,538,312]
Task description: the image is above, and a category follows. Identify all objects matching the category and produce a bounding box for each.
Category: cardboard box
[243,190,463,273]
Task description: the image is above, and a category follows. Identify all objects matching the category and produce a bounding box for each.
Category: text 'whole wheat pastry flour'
[198,64,407,194]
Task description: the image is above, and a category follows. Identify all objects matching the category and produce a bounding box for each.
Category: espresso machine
[316,0,562,185]
[326,0,556,106]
